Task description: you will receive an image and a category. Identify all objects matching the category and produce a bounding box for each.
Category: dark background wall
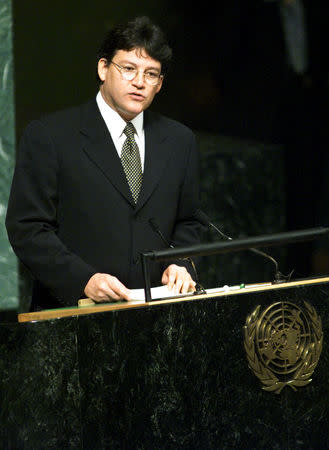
[9,0,329,305]
[12,1,328,140]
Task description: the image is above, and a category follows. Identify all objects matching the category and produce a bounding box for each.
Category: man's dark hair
[96,16,172,81]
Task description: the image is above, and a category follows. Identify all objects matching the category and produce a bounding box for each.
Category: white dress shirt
[96,91,145,171]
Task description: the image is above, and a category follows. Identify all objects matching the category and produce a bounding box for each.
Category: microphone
[194,209,233,241]
[194,209,291,284]
[149,218,175,249]
[148,218,206,294]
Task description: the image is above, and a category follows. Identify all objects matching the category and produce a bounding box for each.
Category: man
[6,16,201,311]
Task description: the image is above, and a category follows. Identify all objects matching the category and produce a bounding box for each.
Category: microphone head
[194,209,212,227]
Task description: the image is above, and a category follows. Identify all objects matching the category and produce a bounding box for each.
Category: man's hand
[84,273,131,302]
[161,264,196,294]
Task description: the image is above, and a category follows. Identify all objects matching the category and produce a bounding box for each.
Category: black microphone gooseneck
[194,209,291,284]
[149,218,175,249]
[148,218,206,294]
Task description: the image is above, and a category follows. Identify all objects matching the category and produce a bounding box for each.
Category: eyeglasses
[111,60,163,86]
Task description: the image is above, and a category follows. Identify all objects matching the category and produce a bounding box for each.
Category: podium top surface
[17,276,329,323]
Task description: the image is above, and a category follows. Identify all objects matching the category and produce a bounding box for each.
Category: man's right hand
[84,273,131,302]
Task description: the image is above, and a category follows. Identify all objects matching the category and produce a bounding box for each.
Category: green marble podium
[1,277,329,449]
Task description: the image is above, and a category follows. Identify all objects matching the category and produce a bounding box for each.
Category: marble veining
[1,283,329,448]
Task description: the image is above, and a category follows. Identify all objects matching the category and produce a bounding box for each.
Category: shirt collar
[96,91,144,140]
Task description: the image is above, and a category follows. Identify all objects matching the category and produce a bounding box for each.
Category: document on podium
[130,281,274,302]
[78,286,191,307]
[130,285,189,302]
[129,284,257,302]
[78,282,275,307]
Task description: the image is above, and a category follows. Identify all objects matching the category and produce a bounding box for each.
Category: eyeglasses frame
[110,60,163,86]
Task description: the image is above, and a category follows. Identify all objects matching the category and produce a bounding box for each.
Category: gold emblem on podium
[244,301,323,394]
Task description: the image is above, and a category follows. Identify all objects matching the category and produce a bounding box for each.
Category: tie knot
[123,122,136,139]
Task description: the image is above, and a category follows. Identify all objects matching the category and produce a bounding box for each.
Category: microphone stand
[141,226,329,302]
[148,218,206,295]
[194,209,292,284]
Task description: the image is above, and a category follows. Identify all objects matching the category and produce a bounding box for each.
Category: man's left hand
[161,264,196,294]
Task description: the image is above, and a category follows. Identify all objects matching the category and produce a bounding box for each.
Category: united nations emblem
[244,301,323,394]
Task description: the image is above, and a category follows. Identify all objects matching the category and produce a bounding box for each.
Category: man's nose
[132,70,145,87]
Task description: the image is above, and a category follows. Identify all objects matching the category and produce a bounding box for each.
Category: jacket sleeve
[5,120,97,305]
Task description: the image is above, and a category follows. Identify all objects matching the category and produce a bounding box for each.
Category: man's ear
[97,58,108,82]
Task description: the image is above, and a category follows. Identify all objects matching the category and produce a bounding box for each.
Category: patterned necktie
[121,122,143,203]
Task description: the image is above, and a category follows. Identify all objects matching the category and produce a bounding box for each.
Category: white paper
[130,285,226,302]
[129,285,187,301]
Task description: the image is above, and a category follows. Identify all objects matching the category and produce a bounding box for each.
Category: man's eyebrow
[117,60,161,71]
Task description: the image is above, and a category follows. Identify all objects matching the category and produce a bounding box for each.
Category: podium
[1,276,329,448]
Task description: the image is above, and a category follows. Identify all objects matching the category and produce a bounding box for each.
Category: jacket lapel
[79,100,135,206]
[79,101,172,210]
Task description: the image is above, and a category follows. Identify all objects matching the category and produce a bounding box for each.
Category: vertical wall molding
[0,0,18,311]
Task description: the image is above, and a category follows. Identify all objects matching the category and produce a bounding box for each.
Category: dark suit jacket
[6,99,200,310]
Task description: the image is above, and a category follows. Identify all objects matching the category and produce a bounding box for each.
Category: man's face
[98,48,163,121]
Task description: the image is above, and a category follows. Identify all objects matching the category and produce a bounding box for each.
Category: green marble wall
[0,0,17,311]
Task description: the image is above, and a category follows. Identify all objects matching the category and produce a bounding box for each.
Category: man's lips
[128,92,145,100]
